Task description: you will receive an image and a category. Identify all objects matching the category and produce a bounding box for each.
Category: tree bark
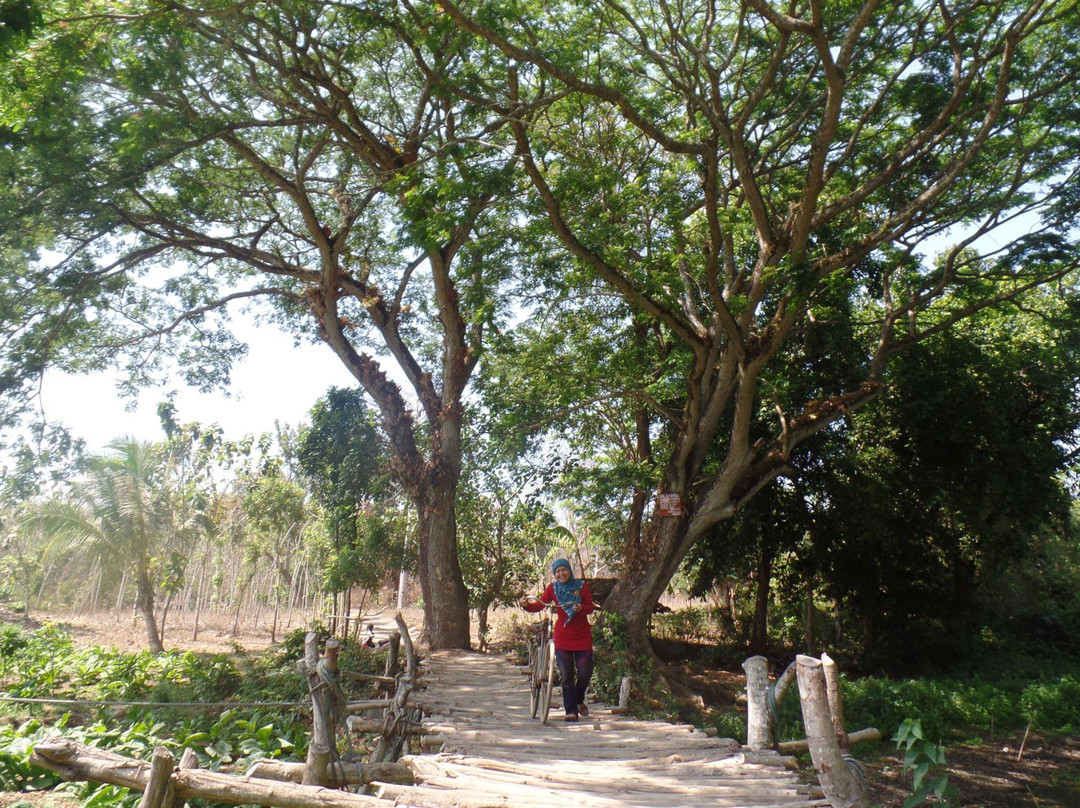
[134,562,164,653]
[751,543,773,656]
[604,516,685,647]
[416,487,470,650]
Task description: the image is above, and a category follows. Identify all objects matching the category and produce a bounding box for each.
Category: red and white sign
[656,492,682,517]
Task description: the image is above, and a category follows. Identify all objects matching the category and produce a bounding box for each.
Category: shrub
[1020,675,1080,732]
[650,607,720,643]
[0,624,27,658]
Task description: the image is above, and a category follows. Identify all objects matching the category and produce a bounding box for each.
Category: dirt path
[379,650,828,808]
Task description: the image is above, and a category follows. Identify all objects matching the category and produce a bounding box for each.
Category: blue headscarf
[551,558,581,623]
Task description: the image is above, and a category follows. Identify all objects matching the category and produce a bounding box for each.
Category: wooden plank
[407,650,820,808]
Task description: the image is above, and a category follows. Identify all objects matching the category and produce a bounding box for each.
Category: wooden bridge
[28,639,838,808]
[373,650,830,808]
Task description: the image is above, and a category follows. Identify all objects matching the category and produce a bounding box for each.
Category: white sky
[37,325,361,454]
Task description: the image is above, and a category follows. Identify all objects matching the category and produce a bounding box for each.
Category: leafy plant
[893,718,958,808]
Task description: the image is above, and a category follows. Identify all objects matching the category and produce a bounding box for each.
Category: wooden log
[778,727,881,754]
[795,654,869,808]
[339,671,400,687]
[245,759,414,785]
[344,716,427,736]
[821,652,849,750]
[136,747,174,808]
[161,748,198,808]
[30,738,393,808]
[742,655,773,751]
[773,659,797,705]
[344,698,393,711]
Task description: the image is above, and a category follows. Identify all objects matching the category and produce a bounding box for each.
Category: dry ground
[3,606,1079,807]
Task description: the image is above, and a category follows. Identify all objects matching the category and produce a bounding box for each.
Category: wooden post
[384,632,401,678]
[303,636,341,787]
[161,747,199,808]
[742,655,773,751]
[821,651,850,750]
[795,654,869,808]
[137,747,175,808]
[609,676,632,714]
[395,612,416,680]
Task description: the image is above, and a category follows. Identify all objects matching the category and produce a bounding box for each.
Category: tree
[687,287,1080,667]
[297,386,401,621]
[437,0,1080,656]
[479,300,672,573]
[0,2,528,647]
[455,423,553,647]
[297,387,388,556]
[29,438,169,651]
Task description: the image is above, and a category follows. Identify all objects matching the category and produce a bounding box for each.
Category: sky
[36,324,361,454]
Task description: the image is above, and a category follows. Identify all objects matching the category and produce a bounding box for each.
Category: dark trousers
[555,648,594,716]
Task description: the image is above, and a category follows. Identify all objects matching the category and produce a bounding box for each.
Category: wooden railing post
[742,655,773,751]
[384,632,401,677]
[303,635,342,786]
[795,654,869,808]
[137,747,175,808]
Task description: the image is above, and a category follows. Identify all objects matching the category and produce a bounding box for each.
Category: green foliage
[650,606,720,644]
[296,388,400,595]
[590,614,677,718]
[1019,676,1080,733]
[0,622,328,803]
[892,718,958,808]
[841,677,1022,743]
[0,622,27,656]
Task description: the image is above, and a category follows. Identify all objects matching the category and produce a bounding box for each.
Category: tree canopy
[2,0,1079,655]
[432,0,1080,649]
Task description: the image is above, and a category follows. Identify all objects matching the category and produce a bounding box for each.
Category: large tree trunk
[604,514,691,654]
[751,543,773,655]
[416,486,471,650]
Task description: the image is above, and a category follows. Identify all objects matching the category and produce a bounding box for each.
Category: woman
[519,558,596,722]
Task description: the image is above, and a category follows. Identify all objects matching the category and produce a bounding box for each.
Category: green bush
[1020,675,1080,732]
[0,623,28,658]
[650,607,720,643]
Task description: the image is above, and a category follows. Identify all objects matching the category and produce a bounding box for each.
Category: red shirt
[524,581,595,651]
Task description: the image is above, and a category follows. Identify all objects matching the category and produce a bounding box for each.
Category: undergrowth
[0,621,387,805]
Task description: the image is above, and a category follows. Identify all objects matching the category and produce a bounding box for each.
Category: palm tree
[31,438,167,652]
